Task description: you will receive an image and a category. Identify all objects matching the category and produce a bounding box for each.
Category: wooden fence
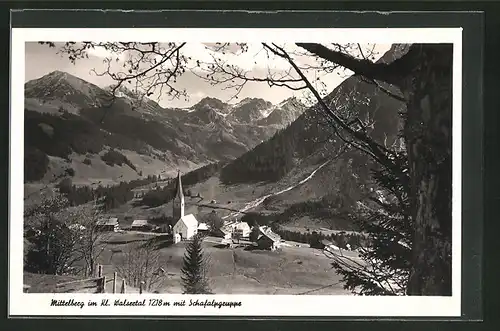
[53,265,141,294]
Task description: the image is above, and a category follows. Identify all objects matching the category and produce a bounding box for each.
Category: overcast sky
[25,42,391,108]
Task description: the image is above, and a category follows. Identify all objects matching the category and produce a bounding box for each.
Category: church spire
[173,170,185,220]
[175,170,184,199]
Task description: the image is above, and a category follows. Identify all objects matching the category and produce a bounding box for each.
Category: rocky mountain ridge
[24,71,307,184]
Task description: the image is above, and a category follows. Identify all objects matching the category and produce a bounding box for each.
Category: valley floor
[95,232,356,295]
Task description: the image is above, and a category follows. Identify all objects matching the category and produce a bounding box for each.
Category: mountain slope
[257,97,307,127]
[25,71,113,114]
[220,44,409,187]
[227,98,273,123]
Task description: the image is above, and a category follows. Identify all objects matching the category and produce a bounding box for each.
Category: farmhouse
[256,226,281,251]
[96,218,119,232]
[131,219,150,231]
[231,222,251,238]
[171,171,199,243]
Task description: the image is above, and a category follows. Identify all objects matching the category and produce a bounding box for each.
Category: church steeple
[173,170,185,220]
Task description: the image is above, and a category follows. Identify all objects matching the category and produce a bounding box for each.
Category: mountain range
[24,70,307,184]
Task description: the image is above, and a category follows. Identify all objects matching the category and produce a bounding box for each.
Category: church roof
[177,214,198,229]
[174,171,184,198]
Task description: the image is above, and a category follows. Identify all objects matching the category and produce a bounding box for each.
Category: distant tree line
[139,162,224,208]
[140,182,176,208]
[181,162,226,186]
[240,196,360,233]
[277,198,356,230]
[57,176,158,210]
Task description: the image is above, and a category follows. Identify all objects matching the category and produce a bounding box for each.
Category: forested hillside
[219,45,408,185]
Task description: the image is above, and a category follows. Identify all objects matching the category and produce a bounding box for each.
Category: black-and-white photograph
[10,26,462,316]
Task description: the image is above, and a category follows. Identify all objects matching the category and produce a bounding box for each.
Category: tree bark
[403,44,453,296]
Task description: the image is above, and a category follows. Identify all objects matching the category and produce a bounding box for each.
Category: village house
[171,171,200,243]
[131,219,150,231]
[197,222,209,235]
[256,226,282,251]
[231,222,251,238]
[96,217,119,232]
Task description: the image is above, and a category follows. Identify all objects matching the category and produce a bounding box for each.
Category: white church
[172,171,203,243]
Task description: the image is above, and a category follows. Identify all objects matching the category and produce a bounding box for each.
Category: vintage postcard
[10,27,462,317]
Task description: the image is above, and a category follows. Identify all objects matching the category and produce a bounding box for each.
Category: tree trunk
[403,44,453,296]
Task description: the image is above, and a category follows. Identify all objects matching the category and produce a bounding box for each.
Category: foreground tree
[43,41,452,295]
[66,201,110,277]
[24,196,79,275]
[115,240,165,292]
[203,210,224,231]
[180,234,212,294]
[327,148,412,295]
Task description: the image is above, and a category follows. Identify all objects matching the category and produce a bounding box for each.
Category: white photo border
[10,27,463,317]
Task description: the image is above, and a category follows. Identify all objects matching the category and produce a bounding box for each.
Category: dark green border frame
[6,6,484,327]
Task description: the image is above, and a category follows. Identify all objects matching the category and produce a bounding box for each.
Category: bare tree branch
[296,43,405,86]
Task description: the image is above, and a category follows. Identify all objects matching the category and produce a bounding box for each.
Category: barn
[256,227,282,251]
[96,218,119,232]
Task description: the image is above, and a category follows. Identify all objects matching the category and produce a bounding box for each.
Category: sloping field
[97,232,352,295]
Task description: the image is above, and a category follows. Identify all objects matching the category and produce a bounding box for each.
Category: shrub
[57,178,73,194]
[202,210,224,231]
[65,168,75,176]
[101,150,136,171]
[24,147,49,182]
